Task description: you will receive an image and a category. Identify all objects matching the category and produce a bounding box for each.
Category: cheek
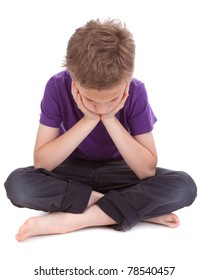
[112,98,122,108]
[82,100,93,110]
[107,103,115,110]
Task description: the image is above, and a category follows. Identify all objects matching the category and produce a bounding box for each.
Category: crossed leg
[15,191,180,242]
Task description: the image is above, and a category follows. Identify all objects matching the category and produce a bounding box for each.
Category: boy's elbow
[34,162,53,172]
[34,160,44,170]
[33,157,52,171]
[147,167,156,178]
[137,166,156,180]
[142,156,158,179]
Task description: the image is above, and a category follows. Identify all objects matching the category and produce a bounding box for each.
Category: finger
[120,92,129,107]
[123,90,129,100]
[76,94,89,116]
[124,81,130,94]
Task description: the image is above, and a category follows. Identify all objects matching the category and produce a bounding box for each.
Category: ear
[71,80,79,98]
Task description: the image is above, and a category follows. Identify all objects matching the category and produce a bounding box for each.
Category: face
[72,81,129,115]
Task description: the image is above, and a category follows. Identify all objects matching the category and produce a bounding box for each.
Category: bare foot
[15,212,82,242]
[143,213,180,228]
[15,205,115,242]
[15,192,105,242]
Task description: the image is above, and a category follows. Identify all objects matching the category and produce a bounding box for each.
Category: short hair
[63,19,135,89]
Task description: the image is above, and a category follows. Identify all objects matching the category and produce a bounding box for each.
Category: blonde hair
[63,19,135,89]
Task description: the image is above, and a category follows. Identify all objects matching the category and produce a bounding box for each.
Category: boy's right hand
[73,91,100,122]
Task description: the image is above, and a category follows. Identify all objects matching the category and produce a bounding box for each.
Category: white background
[0,0,207,279]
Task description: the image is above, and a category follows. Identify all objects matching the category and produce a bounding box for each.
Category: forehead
[78,83,126,103]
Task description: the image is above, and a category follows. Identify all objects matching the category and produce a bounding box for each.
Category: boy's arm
[101,88,157,179]
[102,117,157,179]
[34,117,99,172]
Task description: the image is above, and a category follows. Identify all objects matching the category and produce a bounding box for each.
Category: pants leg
[4,159,197,232]
[4,160,94,213]
[95,161,197,231]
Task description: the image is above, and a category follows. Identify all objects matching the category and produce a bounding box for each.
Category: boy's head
[64,18,135,90]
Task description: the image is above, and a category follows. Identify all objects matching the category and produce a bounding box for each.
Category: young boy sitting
[4,19,197,242]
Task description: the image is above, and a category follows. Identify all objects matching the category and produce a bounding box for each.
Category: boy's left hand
[101,91,129,121]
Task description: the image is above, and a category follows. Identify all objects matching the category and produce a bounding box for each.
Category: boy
[4,19,197,242]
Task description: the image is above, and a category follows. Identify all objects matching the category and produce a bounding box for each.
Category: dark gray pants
[4,159,197,231]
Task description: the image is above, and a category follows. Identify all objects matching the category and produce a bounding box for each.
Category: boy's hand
[101,91,129,121]
[73,91,100,122]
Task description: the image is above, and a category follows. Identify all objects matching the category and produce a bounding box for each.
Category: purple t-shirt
[40,70,157,161]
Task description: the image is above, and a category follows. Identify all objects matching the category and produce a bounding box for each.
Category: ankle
[87,191,104,207]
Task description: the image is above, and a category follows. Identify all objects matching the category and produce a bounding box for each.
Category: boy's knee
[175,171,197,205]
[4,166,34,207]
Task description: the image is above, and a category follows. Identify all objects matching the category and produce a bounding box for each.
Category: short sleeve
[39,78,62,128]
[127,81,157,135]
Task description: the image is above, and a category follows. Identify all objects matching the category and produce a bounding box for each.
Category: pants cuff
[60,181,92,213]
[96,190,138,231]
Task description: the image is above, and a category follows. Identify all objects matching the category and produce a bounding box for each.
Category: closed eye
[84,96,119,103]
